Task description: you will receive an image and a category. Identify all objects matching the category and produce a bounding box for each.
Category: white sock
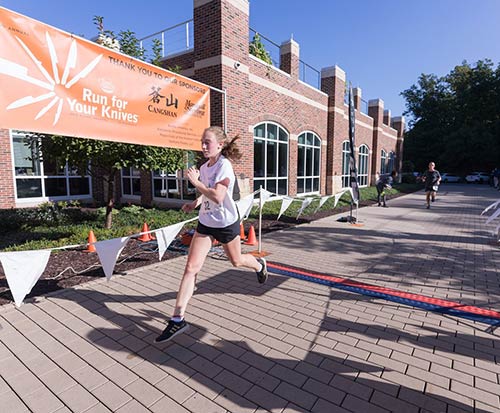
[171,315,184,323]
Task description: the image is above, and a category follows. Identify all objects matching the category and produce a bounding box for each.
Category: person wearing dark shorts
[376,170,397,207]
[422,162,441,209]
[155,127,268,344]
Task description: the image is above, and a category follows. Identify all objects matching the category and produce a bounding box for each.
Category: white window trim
[358,144,369,187]
[152,169,197,202]
[10,130,92,206]
[297,130,321,195]
[120,167,141,200]
[253,121,289,195]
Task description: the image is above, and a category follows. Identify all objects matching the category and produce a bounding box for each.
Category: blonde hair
[204,126,242,161]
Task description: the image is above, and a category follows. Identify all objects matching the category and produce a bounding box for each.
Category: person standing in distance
[376,170,397,207]
[155,126,268,343]
[422,162,441,209]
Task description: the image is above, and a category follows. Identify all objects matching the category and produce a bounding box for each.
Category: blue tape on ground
[269,266,500,326]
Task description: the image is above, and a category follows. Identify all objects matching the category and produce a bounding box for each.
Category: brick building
[0,0,404,209]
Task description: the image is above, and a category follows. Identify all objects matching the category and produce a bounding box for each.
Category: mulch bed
[0,197,391,306]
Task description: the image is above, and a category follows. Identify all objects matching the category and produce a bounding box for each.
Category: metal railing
[139,19,194,59]
[299,60,320,89]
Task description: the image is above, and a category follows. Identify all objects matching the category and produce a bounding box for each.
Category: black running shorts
[196,220,240,244]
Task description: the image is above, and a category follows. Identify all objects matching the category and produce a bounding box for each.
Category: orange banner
[0,7,209,151]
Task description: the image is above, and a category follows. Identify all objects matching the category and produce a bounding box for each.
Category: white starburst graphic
[0,32,102,125]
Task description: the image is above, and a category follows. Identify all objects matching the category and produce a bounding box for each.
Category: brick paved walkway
[1,184,500,412]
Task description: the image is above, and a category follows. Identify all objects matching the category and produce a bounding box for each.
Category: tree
[401,59,500,174]
[31,17,188,229]
[249,33,273,66]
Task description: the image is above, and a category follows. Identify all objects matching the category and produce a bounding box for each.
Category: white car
[465,172,490,184]
[440,173,461,183]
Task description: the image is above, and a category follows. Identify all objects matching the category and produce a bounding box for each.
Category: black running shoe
[155,319,189,343]
[256,257,268,284]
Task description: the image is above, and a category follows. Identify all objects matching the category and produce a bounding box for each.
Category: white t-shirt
[198,155,239,228]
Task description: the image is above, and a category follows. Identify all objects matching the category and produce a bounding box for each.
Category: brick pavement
[1,184,500,412]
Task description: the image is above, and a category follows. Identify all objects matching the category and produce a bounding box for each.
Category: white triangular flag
[259,189,273,210]
[0,250,51,307]
[486,207,500,225]
[155,222,185,261]
[347,187,358,204]
[334,190,347,208]
[297,198,313,219]
[277,197,294,220]
[481,200,500,216]
[314,195,332,213]
[94,237,129,281]
[236,194,255,220]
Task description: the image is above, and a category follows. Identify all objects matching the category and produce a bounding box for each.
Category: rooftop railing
[139,23,321,89]
[139,19,194,59]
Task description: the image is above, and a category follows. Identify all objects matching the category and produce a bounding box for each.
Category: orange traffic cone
[84,230,97,253]
[138,222,152,242]
[240,223,246,240]
[244,225,258,246]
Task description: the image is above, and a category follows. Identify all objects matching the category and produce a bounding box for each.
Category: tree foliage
[31,17,187,228]
[402,59,500,174]
[249,33,273,66]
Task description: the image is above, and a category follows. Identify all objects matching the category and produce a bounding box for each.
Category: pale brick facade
[0,0,404,209]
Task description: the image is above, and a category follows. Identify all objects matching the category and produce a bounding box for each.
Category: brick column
[193,0,253,184]
[383,109,391,126]
[0,128,15,208]
[353,87,362,111]
[279,38,299,79]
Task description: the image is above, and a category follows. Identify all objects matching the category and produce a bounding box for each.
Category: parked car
[465,172,490,184]
[441,173,461,183]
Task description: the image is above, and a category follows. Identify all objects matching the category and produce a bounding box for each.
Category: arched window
[358,145,369,187]
[254,122,289,195]
[297,131,321,194]
[387,151,395,174]
[380,149,387,174]
[341,140,351,188]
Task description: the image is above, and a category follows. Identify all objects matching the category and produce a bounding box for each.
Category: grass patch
[1,183,421,251]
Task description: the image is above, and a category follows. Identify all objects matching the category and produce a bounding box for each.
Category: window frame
[358,144,369,187]
[121,167,142,199]
[341,140,351,188]
[297,131,321,195]
[253,122,289,195]
[10,130,92,204]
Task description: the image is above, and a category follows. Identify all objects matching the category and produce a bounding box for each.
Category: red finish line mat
[268,262,500,326]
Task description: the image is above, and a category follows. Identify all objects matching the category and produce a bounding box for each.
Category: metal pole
[356,202,359,223]
[258,186,263,254]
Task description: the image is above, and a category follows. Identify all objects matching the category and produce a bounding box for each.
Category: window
[387,151,395,174]
[254,122,288,195]
[341,140,351,188]
[297,131,321,194]
[358,144,369,187]
[12,131,91,200]
[153,152,197,201]
[121,167,141,197]
[381,149,387,174]
[152,169,196,201]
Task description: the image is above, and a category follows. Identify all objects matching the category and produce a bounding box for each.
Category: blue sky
[2,0,499,119]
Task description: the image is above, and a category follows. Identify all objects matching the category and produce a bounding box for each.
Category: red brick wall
[0,128,15,208]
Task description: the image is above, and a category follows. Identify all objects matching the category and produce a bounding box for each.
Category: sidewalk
[1,184,500,413]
